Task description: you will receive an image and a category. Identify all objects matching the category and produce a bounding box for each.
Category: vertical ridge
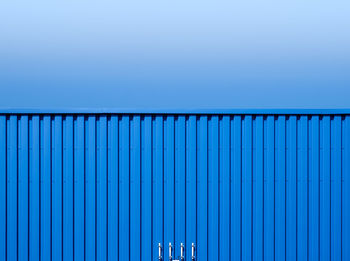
[264,116,274,261]
[198,116,208,261]
[253,116,264,261]
[242,115,252,261]
[119,116,130,261]
[286,116,297,261]
[52,116,62,261]
[342,116,350,261]
[130,116,141,261]
[231,115,241,261]
[331,116,342,261]
[18,116,29,261]
[275,116,286,261]
[208,115,219,261]
[186,116,196,261]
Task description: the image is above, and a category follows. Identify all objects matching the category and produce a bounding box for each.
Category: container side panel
[7,116,18,261]
[40,116,51,261]
[186,116,197,261]
[63,116,74,261]
[97,116,107,261]
[85,116,96,261]
[342,116,350,260]
[208,116,219,261]
[120,116,130,261]
[18,116,29,261]
[309,116,320,261]
[253,116,264,261]
[153,116,164,260]
[52,116,63,261]
[264,116,274,261]
[1,112,349,261]
[220,116,230,261]
[108,116,119,261]
[0,117,6,260]
[297,116,308,261]
[320,116,331,261]
[242,116,252,261]
[175,116,186,260]
[74,116,85,261]
[197,116,208,261]
[231,116,242,261]
[275,116,286,261]
[29,117,40,261]
[130,116,141,261]
[331,116,342,261]
[164,116,175,257]
[141,116,152,261]
[286,116,297,261]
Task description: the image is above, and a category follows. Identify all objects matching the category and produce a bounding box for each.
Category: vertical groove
[39,116,41,261]
[341,117,343,261]
[6,116,8,261]
[306,116,309,261]
[84,116,86,261]
[139,116,142,261]
[184,115,187,255]
[284,117,287,261]
[61,118,63,261]
[17,116,19,261]
[162,117,164,260]
[218,116,220,261]
[207,117,209,261]
[105,116,108,260]
[50,117,52,261]
[72,116,75,261]
[318,117,320,261]
[228,115,230,261]
[274,116,276,261]
[240,116,242,261]
[340,116,344,260]
[263,116,265,261]
[95,117,97,261]
[330,116,332,261]
[174,116,176,258]
[196,116,198,258]
[28,117,30,261]
[151,116,153,261]
[129,117,131,261]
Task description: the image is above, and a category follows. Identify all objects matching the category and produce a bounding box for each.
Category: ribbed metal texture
[0,114,349,261]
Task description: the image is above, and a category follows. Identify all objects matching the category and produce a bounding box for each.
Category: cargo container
[0,109,349,261]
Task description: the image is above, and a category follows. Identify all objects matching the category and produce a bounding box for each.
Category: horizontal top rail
[0,108,350,115]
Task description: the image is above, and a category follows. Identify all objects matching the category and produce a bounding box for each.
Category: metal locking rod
[180,243,184,260]
[158,243,162,260]
[169,243,173,260]
[191,243,195,260]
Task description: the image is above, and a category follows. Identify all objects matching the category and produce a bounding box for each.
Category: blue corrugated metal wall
[0,114,349,261]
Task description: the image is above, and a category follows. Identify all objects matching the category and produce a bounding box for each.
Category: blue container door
[0,114,350,261]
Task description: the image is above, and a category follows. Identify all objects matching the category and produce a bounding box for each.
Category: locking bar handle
[191,243,195,260]
[169,243,173,260]
[158,243,162,260]
[180,243,184,260]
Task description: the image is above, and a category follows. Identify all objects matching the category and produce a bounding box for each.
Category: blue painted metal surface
[1,108,350,114]
[0,113,349,261]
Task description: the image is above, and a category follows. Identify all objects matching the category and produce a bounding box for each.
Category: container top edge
[0,108,350,115]
[0,108,349,115]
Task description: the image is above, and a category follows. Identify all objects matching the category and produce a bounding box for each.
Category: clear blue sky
[1,0,349,109]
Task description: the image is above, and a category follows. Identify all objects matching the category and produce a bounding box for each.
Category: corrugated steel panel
[0,114,349,261]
